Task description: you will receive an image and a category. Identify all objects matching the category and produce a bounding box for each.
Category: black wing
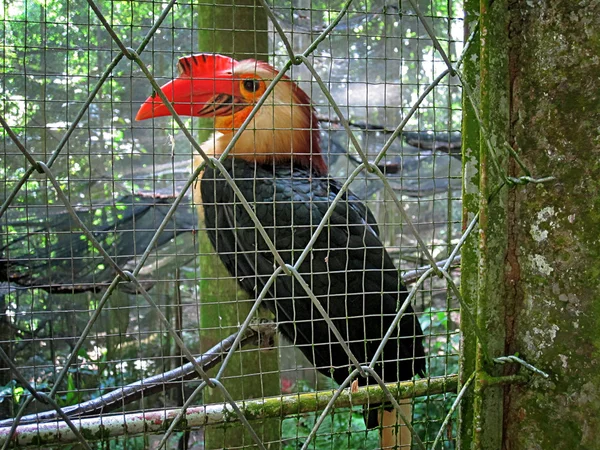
[201,158,425,388]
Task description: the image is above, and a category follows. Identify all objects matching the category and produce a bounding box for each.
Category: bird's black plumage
[201,157,425,425]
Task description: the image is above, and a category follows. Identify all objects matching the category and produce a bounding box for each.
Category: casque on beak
[135,54,242,121]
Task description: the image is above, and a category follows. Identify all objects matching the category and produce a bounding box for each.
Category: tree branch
[0,321,276,428]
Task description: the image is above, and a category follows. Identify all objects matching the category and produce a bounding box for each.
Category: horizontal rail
[0,376,459,447]
[0,322,276,428]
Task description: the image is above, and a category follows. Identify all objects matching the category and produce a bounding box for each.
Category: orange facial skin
[136,53,327,176]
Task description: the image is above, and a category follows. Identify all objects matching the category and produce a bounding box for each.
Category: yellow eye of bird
[242,78,261,93]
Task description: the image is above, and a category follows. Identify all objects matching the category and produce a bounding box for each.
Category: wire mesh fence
[0,0,547,449]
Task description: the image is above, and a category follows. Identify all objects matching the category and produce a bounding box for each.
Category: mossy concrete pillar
[461,1,600,448]
[503,1,600,448]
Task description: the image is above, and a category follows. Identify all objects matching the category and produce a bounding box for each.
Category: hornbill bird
[136,54,426,448]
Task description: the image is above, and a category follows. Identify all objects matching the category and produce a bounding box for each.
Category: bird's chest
[201,166,327,257]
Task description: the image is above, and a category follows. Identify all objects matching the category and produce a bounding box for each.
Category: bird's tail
[379,399,412,449]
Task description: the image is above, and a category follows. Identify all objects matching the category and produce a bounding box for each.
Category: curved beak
[135,54,241,121]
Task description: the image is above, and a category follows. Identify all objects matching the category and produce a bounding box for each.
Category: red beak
[135,54,241,121]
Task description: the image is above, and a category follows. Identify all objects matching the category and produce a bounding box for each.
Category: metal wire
[0,1,550,449]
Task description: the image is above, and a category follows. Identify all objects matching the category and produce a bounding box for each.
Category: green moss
[462,0,600,448]
[499,1,600,448]
[29,435,45,446]
[459,3,483,449]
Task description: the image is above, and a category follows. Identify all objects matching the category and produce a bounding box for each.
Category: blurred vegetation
[1,0,463,447]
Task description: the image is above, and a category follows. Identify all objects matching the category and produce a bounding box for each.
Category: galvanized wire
[430,372,476,450]
[0,0,553,448]
[0,376,460,447]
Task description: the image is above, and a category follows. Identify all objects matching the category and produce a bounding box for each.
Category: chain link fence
[0,0,549,449]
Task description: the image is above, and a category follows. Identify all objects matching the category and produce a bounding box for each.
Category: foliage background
[1,0,463,448]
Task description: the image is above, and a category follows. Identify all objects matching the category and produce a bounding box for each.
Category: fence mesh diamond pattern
[0,0,508,449]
